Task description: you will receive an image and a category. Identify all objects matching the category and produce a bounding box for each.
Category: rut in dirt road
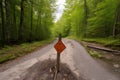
[0,39,119,80]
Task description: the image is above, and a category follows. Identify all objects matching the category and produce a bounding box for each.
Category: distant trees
[0,0,55,47]
[54,0,120,39]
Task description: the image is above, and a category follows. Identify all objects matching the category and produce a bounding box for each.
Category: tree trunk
[113,3,120,38]
[13,5,16,31]
[12,5,17,42]
[0,0,5,47]
[29,0,33,42]
[36,10,42,40]
[84,0,88,21]
[83,0,88,37]
[5,0,10,43]
[18,0,25,42]
[113,8,118,37]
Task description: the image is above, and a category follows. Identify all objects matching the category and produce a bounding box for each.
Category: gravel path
[0,39,119,80]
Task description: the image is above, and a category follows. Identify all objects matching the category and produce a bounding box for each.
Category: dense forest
[0,0,120,48]
[0,0,55,47]
[53,0,120,39]
[0,0,120,64]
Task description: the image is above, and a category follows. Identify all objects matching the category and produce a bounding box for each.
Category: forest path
[0,39,119,80]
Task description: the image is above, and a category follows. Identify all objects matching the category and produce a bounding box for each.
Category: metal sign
[54,40,66,54]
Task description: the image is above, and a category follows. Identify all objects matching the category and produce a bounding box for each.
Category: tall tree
[83,0,88,37]
[18,0,25,42]
[113,2,120,37]
[5,0,11,43]
[11,1,17,42]
[0,0,5,47]
[29,0,33,42]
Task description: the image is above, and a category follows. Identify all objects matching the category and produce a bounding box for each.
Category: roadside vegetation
[88,50,103,58]
[82,38,120,50]
[67,36,120,50]
[53,0,120,50]
[0,39,53,63]
[0,0,56,63]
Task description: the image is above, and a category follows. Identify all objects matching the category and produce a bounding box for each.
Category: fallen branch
[87,45,120,55]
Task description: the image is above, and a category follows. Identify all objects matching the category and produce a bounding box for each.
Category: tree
[0,0,5,47]
[83,0,88,37]
[54,0,120,39]
[113,1,120,38]
[29,0,33,42]
[0,0,55,47]
[18,0,25,42]
[5,0,11,43]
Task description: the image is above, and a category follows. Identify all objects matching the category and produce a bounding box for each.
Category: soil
[0,39,119,80]
[21,59,82,80]
[84,42,120,76]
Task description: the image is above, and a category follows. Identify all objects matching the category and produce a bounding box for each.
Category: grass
[82,38,120,50]
[0,39,54,64]
[88,50,103,58]
[67,36,120,50]
[67,36,103,58]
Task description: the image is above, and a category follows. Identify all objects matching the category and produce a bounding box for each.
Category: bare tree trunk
[5,0,10,43]
[18,0,25,42]
[0,0,5,47]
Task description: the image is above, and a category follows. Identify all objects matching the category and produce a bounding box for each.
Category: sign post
[57,49,60,73]
[57,34,61,73]
[54,34,66,73]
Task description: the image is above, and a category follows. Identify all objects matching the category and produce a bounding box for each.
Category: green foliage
[53,0,120,40]
[87,0,117,37]
[0,54,16,63]
[82,38,120,47]
[0,0,56,47]
[89,50,103,58]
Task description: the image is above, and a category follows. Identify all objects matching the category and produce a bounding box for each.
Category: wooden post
[57,53,60,73]
[57,34,61,73]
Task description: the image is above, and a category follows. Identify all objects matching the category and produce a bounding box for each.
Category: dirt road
[0,39,119,80]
